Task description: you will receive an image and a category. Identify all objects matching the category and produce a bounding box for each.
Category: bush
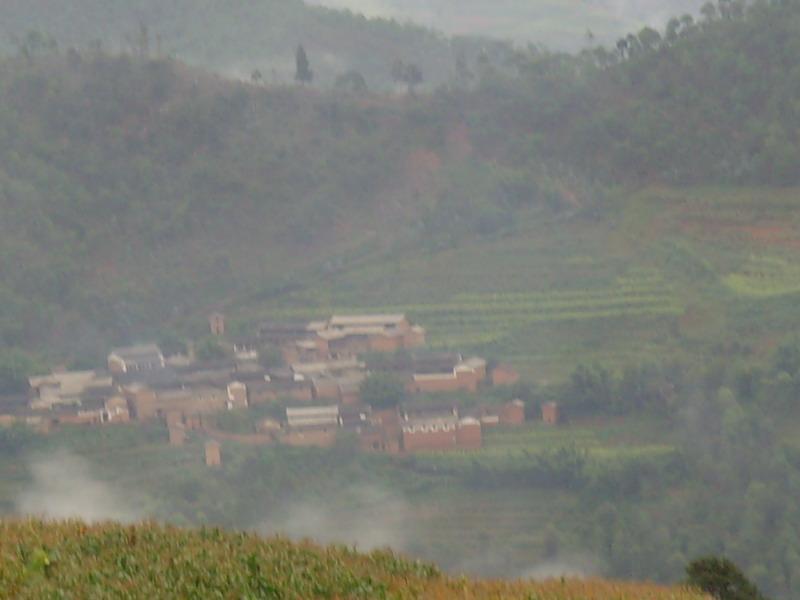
[686,557,766,600]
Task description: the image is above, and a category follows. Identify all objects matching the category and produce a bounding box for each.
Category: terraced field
[411,419,677,473]
[259,269,681,351]
[724,255,800,297]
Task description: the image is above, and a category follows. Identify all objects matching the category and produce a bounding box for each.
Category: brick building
[542,402,560,425]
[205,440,222,467]
[108,344,165,375]
[406,357,487,395]
[491,364,521,387]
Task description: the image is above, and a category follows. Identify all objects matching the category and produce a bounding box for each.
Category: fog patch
[15,453,141,523]
[258,485,413,552]
[522,556,600,581]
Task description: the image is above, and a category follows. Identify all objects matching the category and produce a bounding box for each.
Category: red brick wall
[127,388,158,420]
[228,384,248,409]
[499,402,526,426]
[542,402,560,425]
[456,422,482,449]
[403,329,426,348]
[369,335,403,353]
[313,380,340,401]
[492,366,520,387]
[281,429,338,448]
[290,385,314,402]
[402,427,457,452]
[410,371,481,394]
[205,442,222,467]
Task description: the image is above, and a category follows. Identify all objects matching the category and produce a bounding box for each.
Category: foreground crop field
[0,520,709,599]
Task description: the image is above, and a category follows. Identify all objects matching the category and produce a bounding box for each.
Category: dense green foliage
[686,557,766,600]
[359,372,407,409]
[2,0,800,367]
[452,0,800,185]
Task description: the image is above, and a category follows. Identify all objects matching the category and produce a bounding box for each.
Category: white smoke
[15,453,142,523]
[522,556,600,581]
[258,485,413,552]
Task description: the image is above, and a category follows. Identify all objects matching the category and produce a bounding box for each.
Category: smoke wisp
[15,453,142,523]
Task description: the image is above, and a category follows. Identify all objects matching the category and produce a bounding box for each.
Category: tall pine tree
[295,45,313,84]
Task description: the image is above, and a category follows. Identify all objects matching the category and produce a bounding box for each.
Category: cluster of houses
[1,313,561,462]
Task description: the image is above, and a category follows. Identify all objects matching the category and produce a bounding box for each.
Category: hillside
[1,0,455,88]
[0,520,707,599]
[454,0,800,185]
[2,1,800,382]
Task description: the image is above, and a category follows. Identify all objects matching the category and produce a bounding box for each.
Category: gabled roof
[329,314,406,328]
[109,344,163,363]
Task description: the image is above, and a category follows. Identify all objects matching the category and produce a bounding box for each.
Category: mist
[257,485,413,553]
[306,0,707,45]
[15,453,142,524]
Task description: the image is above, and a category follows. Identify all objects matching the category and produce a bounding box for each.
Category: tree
[195,337,228,361]
[391,59,423,95]
[258,345,285,370]
[251,69,263,85]
[701,2,719,23]
[295,45,313,85]
[616,38,629,60]
[637,27,662,52]
[686,557,767,600]
[334,70,367,93]
[158,331,187,357]
[665,18,682,44]
[0,349,39,394]
[359,372,406,410]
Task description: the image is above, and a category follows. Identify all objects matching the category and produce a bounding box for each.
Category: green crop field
[236,186,800,379]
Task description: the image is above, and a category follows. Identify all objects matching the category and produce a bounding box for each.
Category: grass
[0,520,710,599]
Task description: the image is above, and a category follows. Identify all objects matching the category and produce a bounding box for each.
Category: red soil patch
[405,148,442,194]
[678,216,800,248]
[445,121,472,161]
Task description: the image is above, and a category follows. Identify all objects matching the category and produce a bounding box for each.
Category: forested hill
[459,0,800,185]
[0,520,708,599]
[1,0,453,88]
[1,0,800,377]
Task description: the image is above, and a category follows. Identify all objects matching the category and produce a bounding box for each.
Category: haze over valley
[0,1,797,599]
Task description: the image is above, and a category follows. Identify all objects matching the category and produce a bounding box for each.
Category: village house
[469,399,526,428]
[318,314,426,358]
[28,370,114,411]
[280,405,341,448]
[123,384,228,422]
[108,344,166,375]
[542,402,561,425]
[226,381,248,410]
[491,364,521,387]
[399,403,483,452]
[205,439,222,467]
[286,405,340,429]
[104,396,131,423]
[406,357,487,395]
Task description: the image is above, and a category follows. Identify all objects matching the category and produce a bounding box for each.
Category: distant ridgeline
[0,0,457,88]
